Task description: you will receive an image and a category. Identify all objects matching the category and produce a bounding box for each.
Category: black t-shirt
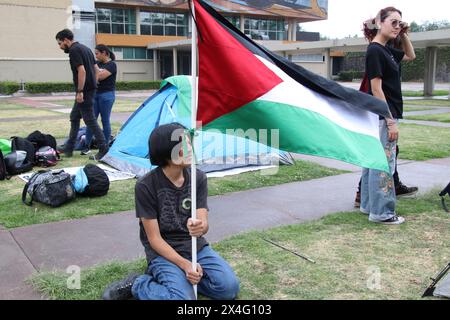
[366,42,405,119]
[69,42,97,92]
[97,60,117,93]
[135,167,209,264]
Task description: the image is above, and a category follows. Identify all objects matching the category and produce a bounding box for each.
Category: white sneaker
[369,216,405,225]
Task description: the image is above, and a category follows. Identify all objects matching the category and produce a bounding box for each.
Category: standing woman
[83,44,117,157]
[360,7,415,224]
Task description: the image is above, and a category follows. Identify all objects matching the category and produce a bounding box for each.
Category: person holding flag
[102,123,239,300]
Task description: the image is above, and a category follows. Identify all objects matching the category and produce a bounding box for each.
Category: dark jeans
[66,90,107,152]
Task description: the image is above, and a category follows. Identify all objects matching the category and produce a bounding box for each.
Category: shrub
[0,81,20,95]
[115,81,162,91]
[338,71,355,82]
[23,81,163,94]
[25,82,73,94]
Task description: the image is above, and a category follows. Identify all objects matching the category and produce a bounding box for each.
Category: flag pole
[190,0,198,299]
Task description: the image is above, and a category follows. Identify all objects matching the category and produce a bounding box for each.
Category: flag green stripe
[203,100,389,172]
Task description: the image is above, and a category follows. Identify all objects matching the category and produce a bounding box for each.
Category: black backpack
[3,150,34,176]
[22,170,75,207]
[439,182,450,213]
[0,150,7,181]
[82,164,110,197]
[27,131,57,150]
[11,136,36,165]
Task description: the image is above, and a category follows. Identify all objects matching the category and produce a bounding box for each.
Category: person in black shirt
[102,123,240,300]
[359,7,416,225]
[55,29,108,161]
[82,44,117,155]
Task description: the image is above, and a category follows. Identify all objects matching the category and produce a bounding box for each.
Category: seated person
[102,122,240,300]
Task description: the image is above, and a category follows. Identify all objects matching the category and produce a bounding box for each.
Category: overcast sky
[301,0,450,39]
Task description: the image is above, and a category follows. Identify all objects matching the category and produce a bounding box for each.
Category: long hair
[363,7,402,42]
[95,44,116,61]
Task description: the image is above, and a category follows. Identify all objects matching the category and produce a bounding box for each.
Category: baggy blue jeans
[360,119,397,222]
[131,245,240,300]
[85,90,115,147]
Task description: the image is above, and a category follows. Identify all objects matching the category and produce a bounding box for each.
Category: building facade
[0,0,328,83]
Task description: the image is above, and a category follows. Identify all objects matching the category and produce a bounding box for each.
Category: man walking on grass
[55,29,108,161]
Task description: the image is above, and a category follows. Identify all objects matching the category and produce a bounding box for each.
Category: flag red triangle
[195,0,283,126]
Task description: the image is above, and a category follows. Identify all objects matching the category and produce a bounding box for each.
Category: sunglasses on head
[391,20,406,28]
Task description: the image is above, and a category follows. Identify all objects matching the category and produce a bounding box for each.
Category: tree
[409,20,450,32]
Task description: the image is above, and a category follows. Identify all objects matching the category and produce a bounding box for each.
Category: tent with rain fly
[101,76,293,177]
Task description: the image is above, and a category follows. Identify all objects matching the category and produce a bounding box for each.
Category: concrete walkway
[1,155,450,300]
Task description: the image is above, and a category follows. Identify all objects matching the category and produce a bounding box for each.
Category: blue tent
[102,76,293,177]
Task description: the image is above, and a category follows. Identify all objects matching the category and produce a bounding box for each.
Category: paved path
[1,155,450,300]
[404,108,450,117]
[400,119,450,128]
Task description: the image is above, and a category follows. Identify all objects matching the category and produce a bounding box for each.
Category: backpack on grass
[73,164,109,197]
[0,150,7,181]
[4,150,33,176]
[22,170,75,207]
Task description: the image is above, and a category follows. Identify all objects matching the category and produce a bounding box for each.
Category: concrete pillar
[291,20,297,41]
[325,48,332,80]
[136,8,141,35]
[240,15,245,33]
[173,48,178,76]
[424,47,438,97]
[153,50,158,80]
[287,20,292,41]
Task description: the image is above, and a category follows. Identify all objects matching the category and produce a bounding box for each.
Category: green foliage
[115,81,162,91]
[25,82,74,94]
[338,70,364,82]
[409,20,450,32]
[0,81,20,95]
[23,81,163,93]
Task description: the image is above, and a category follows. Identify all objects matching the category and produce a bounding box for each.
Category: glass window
[141,25,151,35]
[134,48,146,59]
[111,9,124,23]
[111,47,153,60]
[177,26,187,36]
[97,23,111,34]
[152,12,164,25]
[112,24,124,34]
[97,8,111,22]
[244,17,285,41]
[140,11,188,36]
[123,47,134,59]
[152,25,164,35]
[126,24,136,35]
[141,12,150,24]
[96,8,136,35]
[225,16,240,29]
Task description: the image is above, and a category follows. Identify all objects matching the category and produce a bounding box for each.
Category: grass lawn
[29,191,449,300]
[398,123,450,160]
[405,113,450,123]
[402,90,449,97]
[0,118,123,139]
[403,99,450,107]
[51,98,143,113]
[403,106,435,112]
[0,160,345,229]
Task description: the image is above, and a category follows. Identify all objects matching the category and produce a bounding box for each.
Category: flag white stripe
[255,56,380,139]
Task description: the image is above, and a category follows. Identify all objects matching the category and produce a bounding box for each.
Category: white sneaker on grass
[369,216,405,225]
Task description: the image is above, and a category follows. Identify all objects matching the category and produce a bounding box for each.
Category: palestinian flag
[193,0,391,172]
